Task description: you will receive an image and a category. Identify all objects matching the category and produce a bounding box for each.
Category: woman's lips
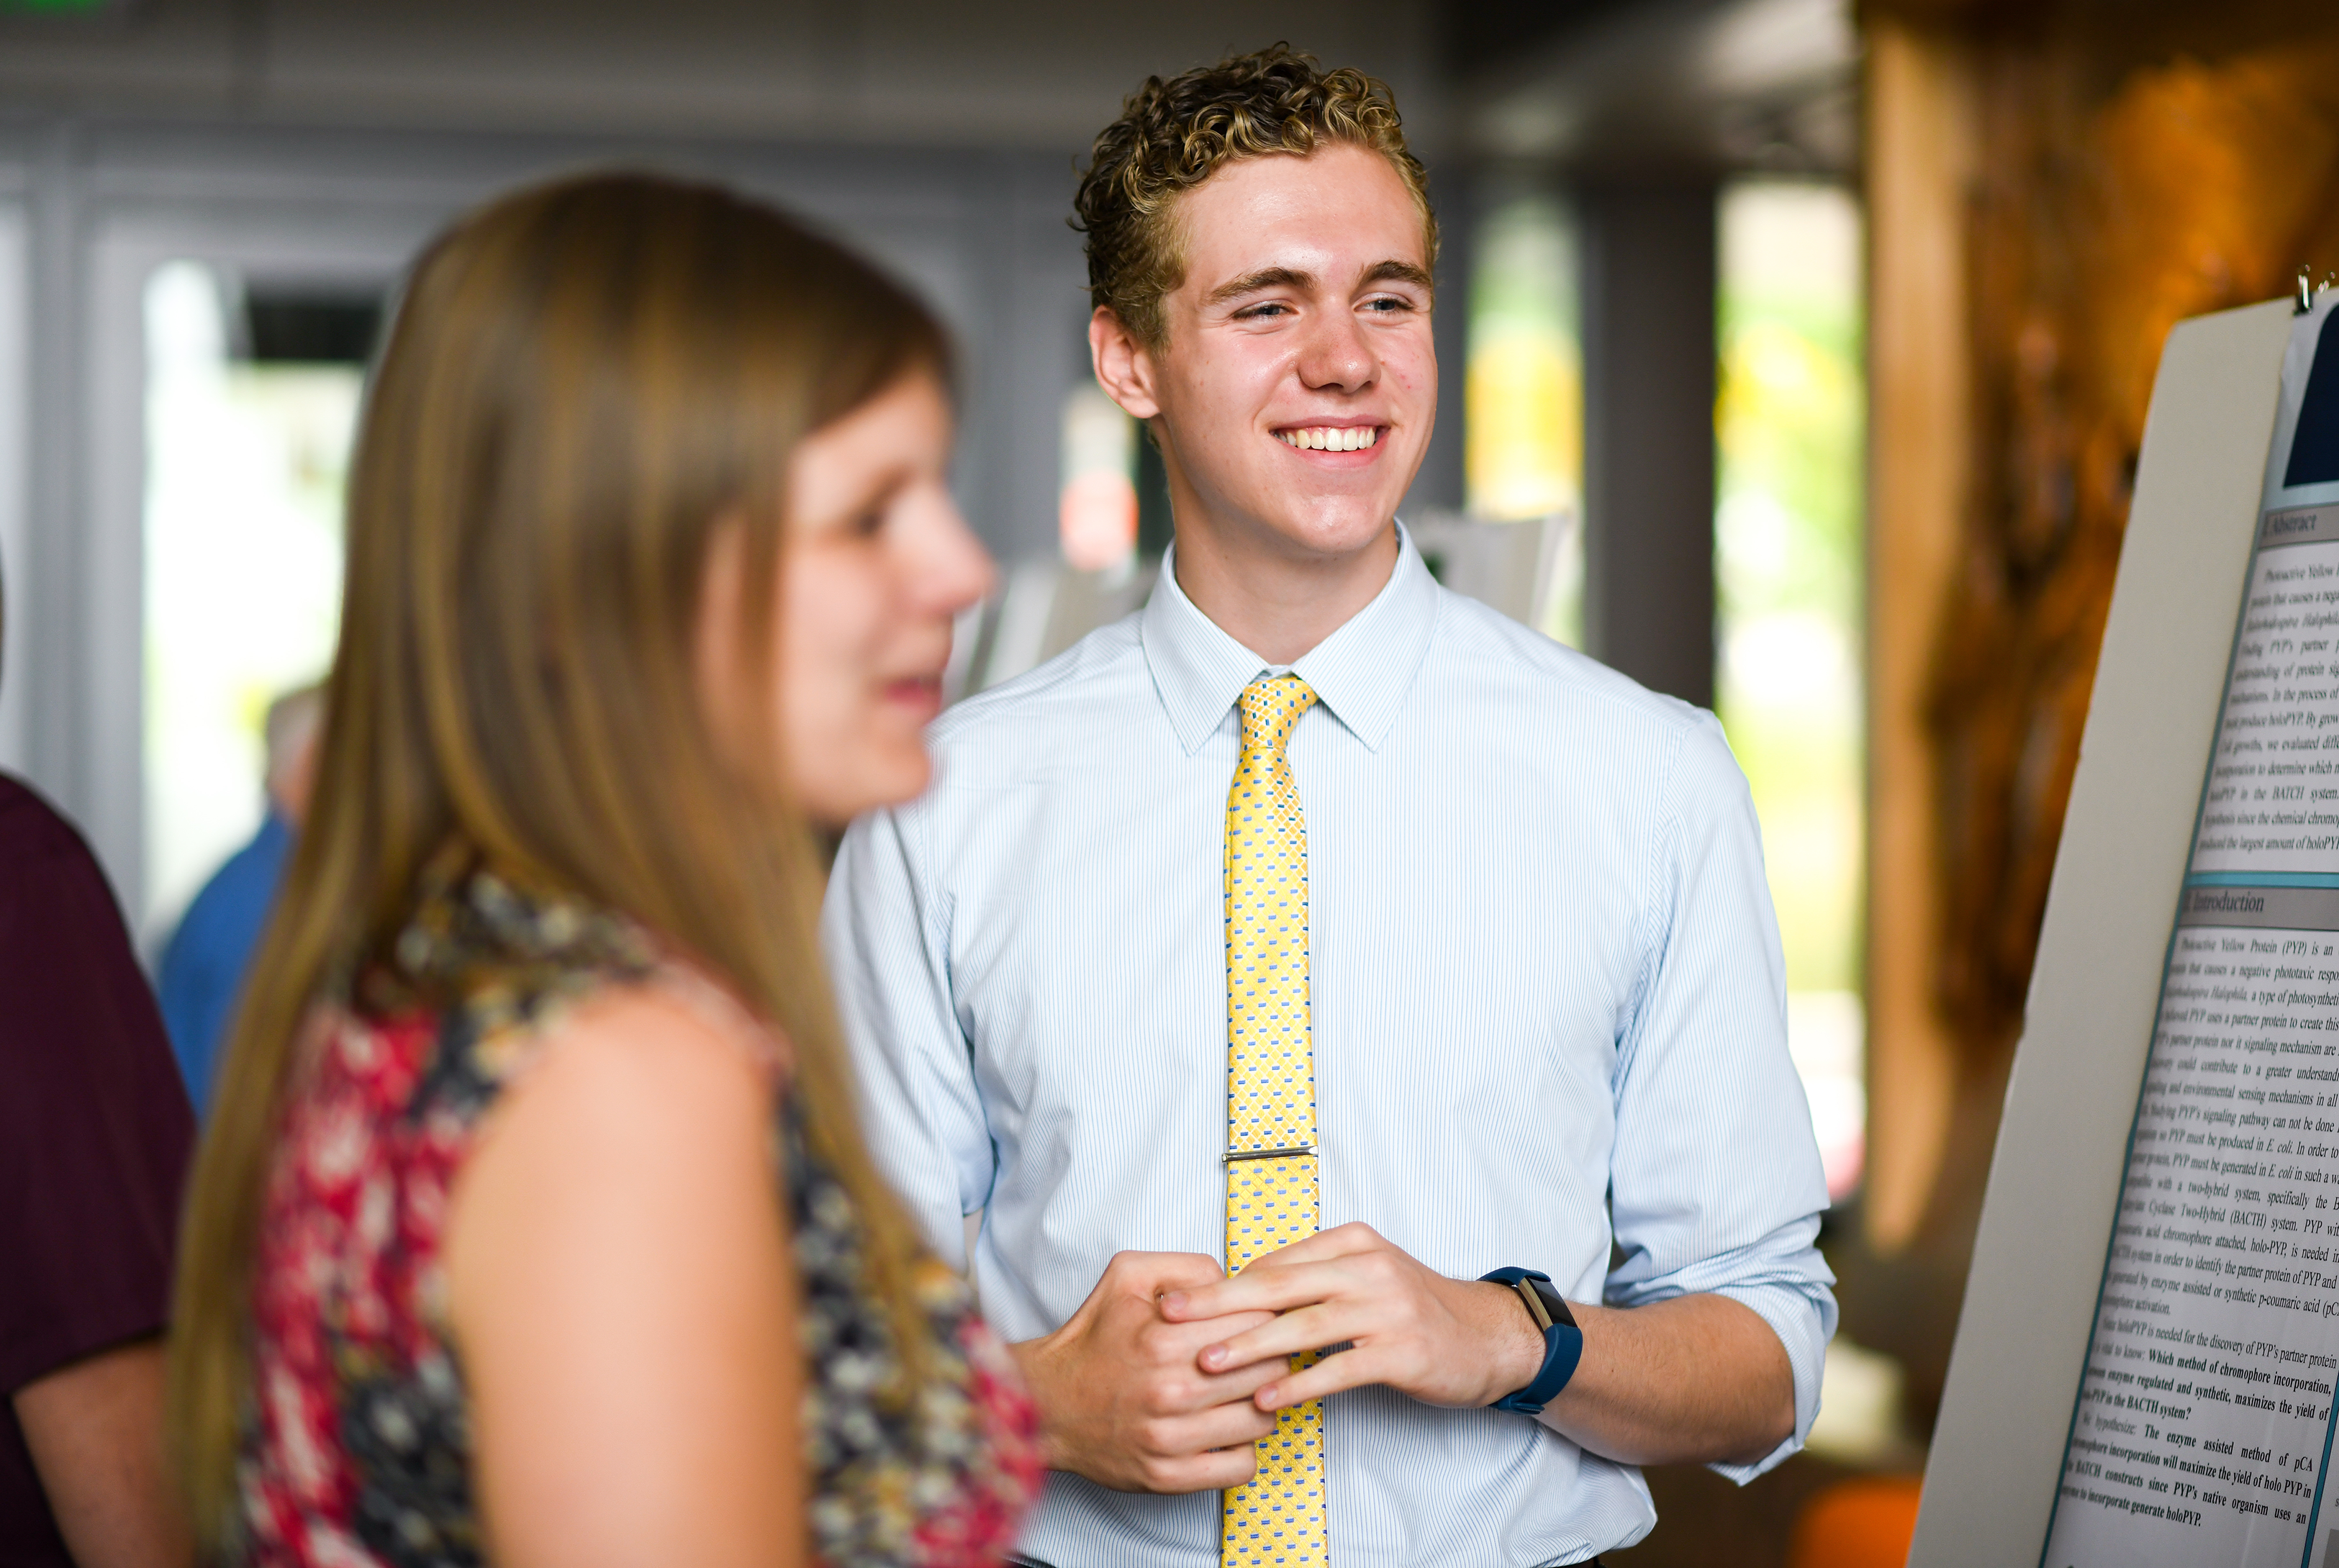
[885,674,944,720]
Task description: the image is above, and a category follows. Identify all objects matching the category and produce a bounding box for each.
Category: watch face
[1525,1277,1575,1331]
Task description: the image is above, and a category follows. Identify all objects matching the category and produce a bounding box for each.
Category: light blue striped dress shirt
[823,527,1837,1567]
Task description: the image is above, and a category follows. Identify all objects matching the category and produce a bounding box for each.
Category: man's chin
[1252,506,1403,564]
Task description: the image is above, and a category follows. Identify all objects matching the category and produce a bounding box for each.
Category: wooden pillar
[1863,17,1978,1253]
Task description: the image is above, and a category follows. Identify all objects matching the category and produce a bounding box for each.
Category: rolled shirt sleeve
[1573,710,1838,1481]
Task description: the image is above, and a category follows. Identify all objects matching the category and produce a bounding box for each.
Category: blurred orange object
[1786,1476,1922,1568]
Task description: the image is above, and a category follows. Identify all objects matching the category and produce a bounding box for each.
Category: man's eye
[1363,296,1414,314]
[1236,302,1293,319]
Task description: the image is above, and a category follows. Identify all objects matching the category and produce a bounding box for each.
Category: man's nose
[1295,307,1375,393]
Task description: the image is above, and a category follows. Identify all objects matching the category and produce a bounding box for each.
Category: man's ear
[1089,307,1162,422]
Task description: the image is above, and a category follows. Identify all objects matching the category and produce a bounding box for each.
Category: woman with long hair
[165,171,1033,1567]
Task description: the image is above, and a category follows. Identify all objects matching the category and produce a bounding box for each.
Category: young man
[825,45,1835,1567]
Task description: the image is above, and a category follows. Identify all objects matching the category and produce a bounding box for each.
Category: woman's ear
[1088,307,1162,422]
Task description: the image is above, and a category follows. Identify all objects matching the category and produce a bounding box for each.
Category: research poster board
[2030,289,2339,1564]
[1907,296,2302,1567]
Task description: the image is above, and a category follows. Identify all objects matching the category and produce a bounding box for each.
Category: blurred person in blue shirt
[157,684,321,1115]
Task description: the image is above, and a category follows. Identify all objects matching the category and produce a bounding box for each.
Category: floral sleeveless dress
[235,861,1041,1566]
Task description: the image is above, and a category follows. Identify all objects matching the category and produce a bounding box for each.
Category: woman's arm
[13,1338,191,1568]
[444,987,803,1568]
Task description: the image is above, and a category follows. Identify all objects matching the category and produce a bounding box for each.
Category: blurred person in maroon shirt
[0,551,196,1568]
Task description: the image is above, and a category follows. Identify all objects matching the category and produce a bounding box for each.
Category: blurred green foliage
[1714,182,1865,996]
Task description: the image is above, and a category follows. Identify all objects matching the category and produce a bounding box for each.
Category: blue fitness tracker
[1480,1266,1585,1415]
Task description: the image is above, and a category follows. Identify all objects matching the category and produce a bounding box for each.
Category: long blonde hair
[166,171,949,1550]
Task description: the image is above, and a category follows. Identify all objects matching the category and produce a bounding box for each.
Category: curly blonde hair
[1073,43,1436,348]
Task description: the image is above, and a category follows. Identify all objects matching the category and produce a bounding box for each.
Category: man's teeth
[1278,426,1380,452]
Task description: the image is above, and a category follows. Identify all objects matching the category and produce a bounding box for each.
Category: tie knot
[1237,674,1318,758]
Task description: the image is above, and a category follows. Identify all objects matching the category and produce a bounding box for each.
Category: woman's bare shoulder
[476,977,778,1169]
[440,976,802,1568]
[443,974,788,1295]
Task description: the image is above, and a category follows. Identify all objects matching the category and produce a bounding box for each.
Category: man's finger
[1157,1397,1280,1454]
[1105,1249,1231,1295]
[1152,1308,1279,1349]
[1160,1259,1345,1322]
[1156,1339,1288,1413]
[1198,1303,1359,1374]
[1239,1221,1385,1271]
[1254,1343,1388,1411]
[1146,1442,1262,1495]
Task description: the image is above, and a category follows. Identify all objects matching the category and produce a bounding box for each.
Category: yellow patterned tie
[1221,674,1330,1568]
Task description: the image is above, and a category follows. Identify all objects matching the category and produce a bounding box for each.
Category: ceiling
[1449,0,1858,176]
[0,0,1855,175]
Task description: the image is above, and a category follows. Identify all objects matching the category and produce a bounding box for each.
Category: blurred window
[142,262,368,934]
[1465,189,1583,645]
[1715,180,1866,1200]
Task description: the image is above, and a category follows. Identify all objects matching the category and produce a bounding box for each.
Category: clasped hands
[1008,1222,1547,1494]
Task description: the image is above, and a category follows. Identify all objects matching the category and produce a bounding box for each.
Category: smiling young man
[824,45,1836,1567]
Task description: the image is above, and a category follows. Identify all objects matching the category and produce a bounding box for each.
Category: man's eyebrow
[1362,258,1435,292]
[1206,266,1315,306]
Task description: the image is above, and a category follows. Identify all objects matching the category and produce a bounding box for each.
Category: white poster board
[1913,296,2339,1564]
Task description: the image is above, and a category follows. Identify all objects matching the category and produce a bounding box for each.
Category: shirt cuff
[1701,1279,1838,1484]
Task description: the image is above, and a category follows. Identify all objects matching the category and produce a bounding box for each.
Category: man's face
[1121,143,1437,563]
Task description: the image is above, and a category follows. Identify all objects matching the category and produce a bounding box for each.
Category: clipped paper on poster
[2045,298,2339,1566]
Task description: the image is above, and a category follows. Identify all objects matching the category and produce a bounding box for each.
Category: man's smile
[1275,422,1385,453]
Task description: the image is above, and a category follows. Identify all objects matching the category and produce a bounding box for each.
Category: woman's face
[703,370,993,828]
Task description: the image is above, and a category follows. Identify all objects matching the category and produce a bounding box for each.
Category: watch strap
[1480,1267,1585,1415]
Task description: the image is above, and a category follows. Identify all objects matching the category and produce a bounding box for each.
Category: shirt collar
[1139,520,1440,756]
